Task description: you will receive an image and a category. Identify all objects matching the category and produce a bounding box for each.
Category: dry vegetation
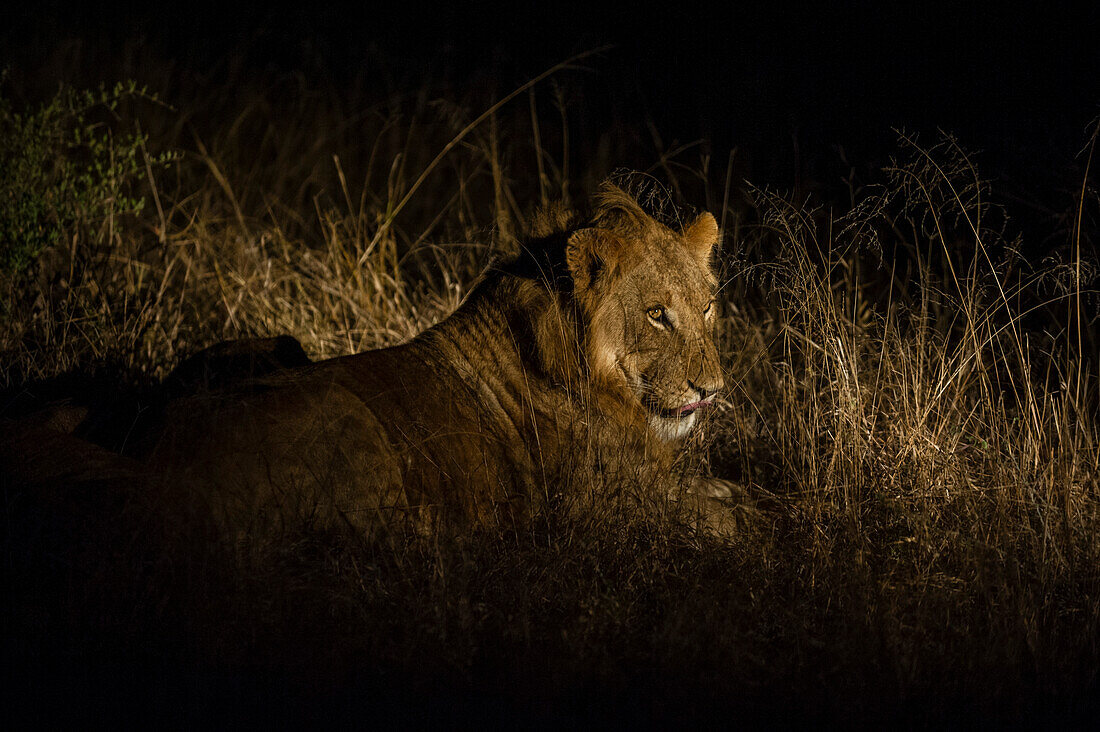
[2,50,1099,727]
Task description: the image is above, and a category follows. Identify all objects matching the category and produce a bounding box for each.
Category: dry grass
[2,50,1099,726]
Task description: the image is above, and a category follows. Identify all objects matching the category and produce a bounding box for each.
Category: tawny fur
[140,184,732,537]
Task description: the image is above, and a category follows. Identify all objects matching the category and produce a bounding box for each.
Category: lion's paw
[689,476,749,501]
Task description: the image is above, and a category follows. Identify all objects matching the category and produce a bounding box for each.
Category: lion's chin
[649,410,697,442]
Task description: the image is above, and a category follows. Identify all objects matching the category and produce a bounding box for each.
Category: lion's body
[146,273,654,535]
[140,185,731,537]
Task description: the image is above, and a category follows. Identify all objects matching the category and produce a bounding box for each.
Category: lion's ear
[592,183,648,231]
[681,212,719,265]
[566,228,621,294]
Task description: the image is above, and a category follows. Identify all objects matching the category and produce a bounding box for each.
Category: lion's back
[146,359,406,535]
[146,337,542,534]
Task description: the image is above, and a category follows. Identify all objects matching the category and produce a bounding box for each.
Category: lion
[137,183,738,538]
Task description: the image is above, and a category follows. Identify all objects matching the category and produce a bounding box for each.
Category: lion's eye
[703,301,714,317]
[646,306,665,322]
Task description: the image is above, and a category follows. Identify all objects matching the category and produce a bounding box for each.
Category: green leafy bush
[0,78,174,274]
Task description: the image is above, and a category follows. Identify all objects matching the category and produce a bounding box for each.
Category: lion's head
[565,184,724,441]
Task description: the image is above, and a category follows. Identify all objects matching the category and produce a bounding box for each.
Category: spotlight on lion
[2,37,1099,727]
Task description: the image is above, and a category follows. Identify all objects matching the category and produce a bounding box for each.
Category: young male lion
[141,183,738,536]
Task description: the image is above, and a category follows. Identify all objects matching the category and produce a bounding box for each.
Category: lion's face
[567,188,724,441]
[610,239,723,440]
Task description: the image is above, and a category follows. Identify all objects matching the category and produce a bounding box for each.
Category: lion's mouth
[654,397,714,420]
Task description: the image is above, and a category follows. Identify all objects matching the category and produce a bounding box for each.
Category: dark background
[5,1,1099,228]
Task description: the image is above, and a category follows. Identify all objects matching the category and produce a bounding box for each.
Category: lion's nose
[687,345,724,398]
[688,377,722,401]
